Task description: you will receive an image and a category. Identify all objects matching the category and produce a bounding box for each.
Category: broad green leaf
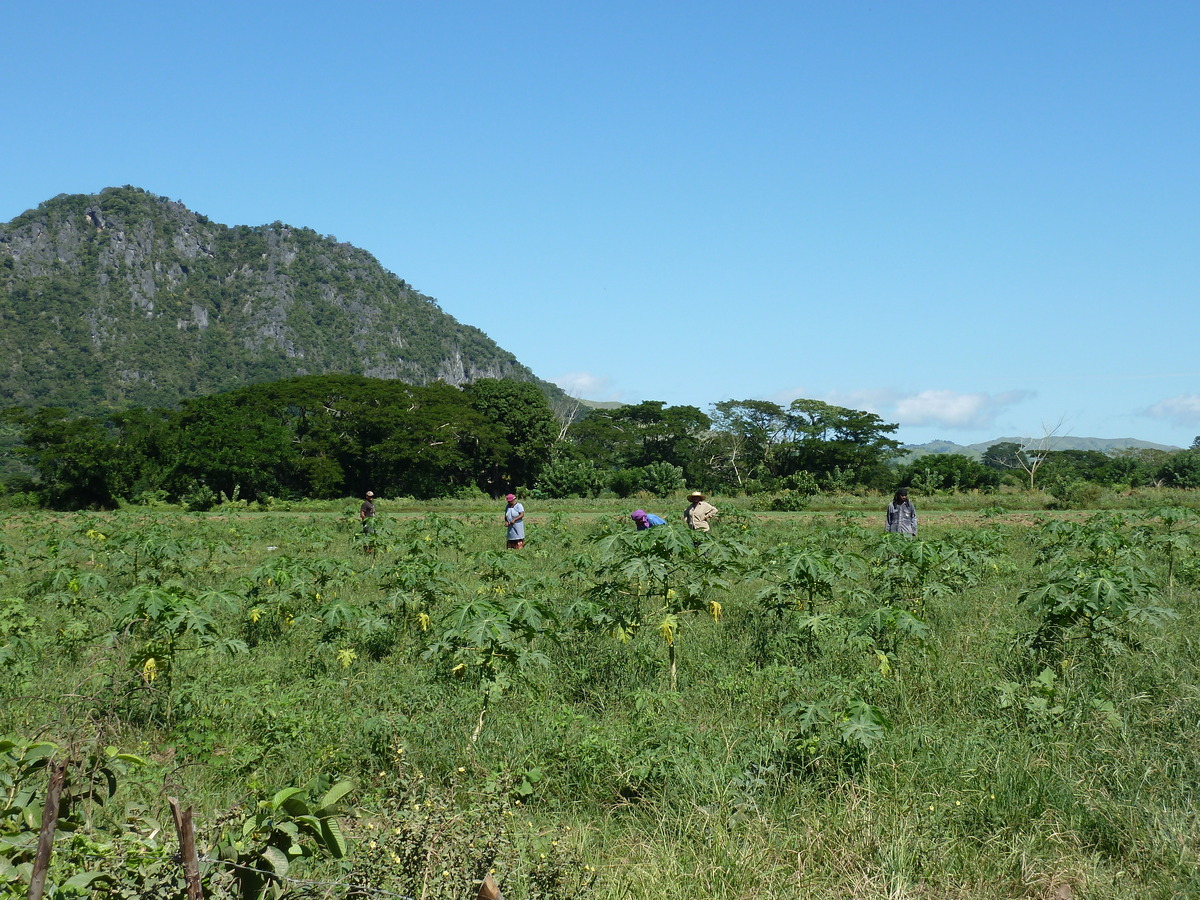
[261,845,289,876]
[64,871,112,889]
[321,816,348,858]
[318,779,354,813]
[268,786,305,809]
[20,742,59,763]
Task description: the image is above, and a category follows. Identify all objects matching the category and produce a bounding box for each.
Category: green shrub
[180,482,218,511]
[533,457,606,499]
[1045,477,1104,508]
[608,463,685,498]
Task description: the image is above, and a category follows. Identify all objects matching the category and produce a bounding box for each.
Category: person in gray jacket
[885,488,918,536]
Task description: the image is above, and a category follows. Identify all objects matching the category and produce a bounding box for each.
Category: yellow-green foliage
[0,502,1198,898]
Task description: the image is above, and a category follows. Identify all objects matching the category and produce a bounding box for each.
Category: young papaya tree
[582,523,740,690]
[422,574,559,743]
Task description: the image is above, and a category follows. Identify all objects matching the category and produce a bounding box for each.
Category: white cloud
[768,386,810,405]
[771,388,900,414]
[750,386,1034,431]
[552,371,623,401]
[892,389,1033,429]
[1145,394,1200,427]
[818,388,902,416]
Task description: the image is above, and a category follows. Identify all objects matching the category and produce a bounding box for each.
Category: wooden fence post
[27,760,67,900]
[169,797,204,900]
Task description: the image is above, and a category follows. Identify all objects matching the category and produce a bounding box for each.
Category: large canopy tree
[7,375,552,506]
[565,401,711,484]
[783,399,901,486]
[704,398,901,490]
[463,378,558,494]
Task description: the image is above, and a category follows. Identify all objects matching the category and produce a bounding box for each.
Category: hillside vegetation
[0,187,550,413]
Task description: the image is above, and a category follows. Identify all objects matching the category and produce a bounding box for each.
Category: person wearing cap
[683,491,719,532]
[503,493,525,549]
[631,509,667,530]
[885,488,918,536]
[360,490,377,534]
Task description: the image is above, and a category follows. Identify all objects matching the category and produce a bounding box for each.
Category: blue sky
[4,1,1198,448]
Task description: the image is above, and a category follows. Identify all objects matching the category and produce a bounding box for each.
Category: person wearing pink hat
[503,493,525,549]
[631,510,667,530]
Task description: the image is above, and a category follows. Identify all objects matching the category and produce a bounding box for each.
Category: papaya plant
[869,534,985,613]
[0,596,40,682]
[380,545,457,640]
[1136,505,1198,600]
[112,582,248,705]
[582,524,738,690]
[423,578,558,742]
[212,775,354,900]
[1018,560,1176,659]
[107,522,197,582]
[779,695,891,774]
[752,544,860,660]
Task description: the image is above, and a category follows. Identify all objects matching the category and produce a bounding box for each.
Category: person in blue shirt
[631,509,667,530]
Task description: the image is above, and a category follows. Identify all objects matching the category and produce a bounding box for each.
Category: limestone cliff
[0,186,548,412]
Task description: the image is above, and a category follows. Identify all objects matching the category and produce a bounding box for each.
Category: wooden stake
[169,797,204,900]
[28,760,67,900]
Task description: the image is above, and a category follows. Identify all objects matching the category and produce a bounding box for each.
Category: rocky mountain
[0,187,557,413]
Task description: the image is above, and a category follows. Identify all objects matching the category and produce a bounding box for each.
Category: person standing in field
[885,488,918,536]
[683,491,719,533]
[503,493,525,549]
[360,490,377,534]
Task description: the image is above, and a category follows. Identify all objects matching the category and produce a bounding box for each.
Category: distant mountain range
[901,436,1181,461]
[0,186,563,414]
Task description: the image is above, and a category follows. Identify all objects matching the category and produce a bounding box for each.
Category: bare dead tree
[1017,418,1066,490]
[551,392,584,443]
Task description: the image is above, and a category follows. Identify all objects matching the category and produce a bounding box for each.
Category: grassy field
[1,494,1198,899]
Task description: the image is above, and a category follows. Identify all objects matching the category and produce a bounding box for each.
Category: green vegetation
[1,499,1198,898]
[2,376,559,506]
[3,186,1194,510]
[4,375,1199,514]
[0,187,553,415]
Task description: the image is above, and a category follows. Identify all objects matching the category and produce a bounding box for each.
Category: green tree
[164,394,297,500]
[608,462,686,498]
[1157,449,1200,488]
[1037,450,1113,484]
[566,401,711,483]
[363,383,505,499]
[783,399,901,487]
[900,454,1001,492]
[166,375,509,500]
[1097,448,1168,487]
[463,378,558,493]
[7,408,122,508]
[532,456,607,498]
[982,442,1024,472]
[707,400,789,488]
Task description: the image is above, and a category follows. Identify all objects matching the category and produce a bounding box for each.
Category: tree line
[2,375,1198,509]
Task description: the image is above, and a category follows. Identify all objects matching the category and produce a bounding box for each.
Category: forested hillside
[0,187,552,412]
